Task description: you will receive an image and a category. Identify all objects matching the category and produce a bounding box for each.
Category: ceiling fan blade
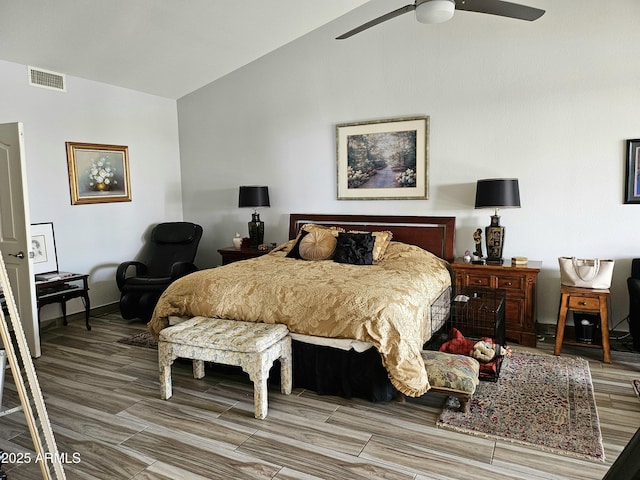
[336,4,416,39]
[455,0,544,21]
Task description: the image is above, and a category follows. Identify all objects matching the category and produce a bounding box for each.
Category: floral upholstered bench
[158,316,292,419]
[421,350,480,412]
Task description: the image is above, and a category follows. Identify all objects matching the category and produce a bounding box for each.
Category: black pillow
[333,232,375,265]
[286,229,310,259]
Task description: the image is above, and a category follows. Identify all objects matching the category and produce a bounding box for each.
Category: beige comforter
[148,241,451,396]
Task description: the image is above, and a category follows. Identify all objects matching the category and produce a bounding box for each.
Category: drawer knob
[475,280,482,284]
[579,301,587,306]
[505,282,512,286]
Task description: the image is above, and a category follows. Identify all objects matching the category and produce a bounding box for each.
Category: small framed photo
[31,222,58,274]
[336,116,429,200]
[625,139,640,204]
[66,142,131,205]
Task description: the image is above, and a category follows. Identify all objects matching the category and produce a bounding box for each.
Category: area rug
[117,331,158,349]
[633,379,640,398]
[437,351,605,462]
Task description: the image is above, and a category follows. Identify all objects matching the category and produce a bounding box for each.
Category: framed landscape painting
[336,116,429,200]
[66,142,131,205]
[625,139,640,204]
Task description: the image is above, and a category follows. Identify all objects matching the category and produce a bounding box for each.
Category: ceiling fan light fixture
[415,0,455,24]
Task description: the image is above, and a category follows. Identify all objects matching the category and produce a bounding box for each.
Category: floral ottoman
[158,316,292,419]
[421,350,480,412]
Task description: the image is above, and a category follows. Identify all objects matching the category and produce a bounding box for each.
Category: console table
[36,274,91,330]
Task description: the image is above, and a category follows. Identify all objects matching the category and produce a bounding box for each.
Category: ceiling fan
[336,0,545,39]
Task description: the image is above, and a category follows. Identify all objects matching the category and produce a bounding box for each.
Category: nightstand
[217,246,270,265]
[554,285,611,363]
[450,258,541,347]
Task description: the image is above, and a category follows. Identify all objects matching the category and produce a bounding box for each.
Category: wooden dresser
[450,258,541,347]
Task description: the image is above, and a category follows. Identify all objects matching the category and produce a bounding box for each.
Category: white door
[0,122,40,357]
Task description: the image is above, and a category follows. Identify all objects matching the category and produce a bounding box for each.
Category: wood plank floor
[1,310,639,479]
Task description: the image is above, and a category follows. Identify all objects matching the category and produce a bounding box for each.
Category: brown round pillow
[299,229,337,261]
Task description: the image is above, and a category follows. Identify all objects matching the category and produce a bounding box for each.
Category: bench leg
[279,337,292,395]
[158,342,176,400]
[242,352,272,419]
[193,360,205,379]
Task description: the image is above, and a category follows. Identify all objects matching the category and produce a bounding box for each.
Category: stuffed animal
[471,340,510,363]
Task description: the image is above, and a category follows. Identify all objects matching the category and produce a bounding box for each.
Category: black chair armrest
[170,262,198,280]
[116,261,148,290]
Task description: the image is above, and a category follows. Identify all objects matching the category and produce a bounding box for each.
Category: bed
[149,214,455,401]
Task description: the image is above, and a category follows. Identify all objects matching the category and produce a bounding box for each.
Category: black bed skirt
[280,340,397,402]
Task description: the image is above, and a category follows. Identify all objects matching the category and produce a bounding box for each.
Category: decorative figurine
[463,250,472,263]
[473,228,484,259]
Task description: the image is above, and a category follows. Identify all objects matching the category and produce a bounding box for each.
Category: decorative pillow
[287,224,345,259]
[333,232,375,265]
[347,230,393,262]
[299,229,337,261]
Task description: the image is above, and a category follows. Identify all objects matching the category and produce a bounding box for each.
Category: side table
[554,285,610,363]
[36,274,91,330]
[218,246,270,265]
[450,258,541,347]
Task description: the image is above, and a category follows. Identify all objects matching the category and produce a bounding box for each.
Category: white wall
[177,0,640,330]
[0,59,183,318]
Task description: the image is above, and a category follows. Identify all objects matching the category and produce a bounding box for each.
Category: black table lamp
[475,178,521,264]
[238,186,270,247]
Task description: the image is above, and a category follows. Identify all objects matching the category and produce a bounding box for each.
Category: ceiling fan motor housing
[415,0,455,24]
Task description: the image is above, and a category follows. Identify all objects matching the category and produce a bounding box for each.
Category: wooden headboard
[288,214,455,262]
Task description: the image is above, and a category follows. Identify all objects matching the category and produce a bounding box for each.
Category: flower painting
[66,142,131,205]
[336,116,428,200]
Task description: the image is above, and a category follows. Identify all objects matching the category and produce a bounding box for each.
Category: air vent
[28,66,66,92]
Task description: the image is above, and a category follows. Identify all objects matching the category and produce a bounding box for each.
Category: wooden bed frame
[289,214,456,262]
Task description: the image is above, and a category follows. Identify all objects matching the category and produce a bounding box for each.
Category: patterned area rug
[437,351,605,462]
[117,331,158,349]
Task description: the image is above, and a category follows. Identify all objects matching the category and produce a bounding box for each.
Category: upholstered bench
[158,316,292,419]
[421,350,480,412]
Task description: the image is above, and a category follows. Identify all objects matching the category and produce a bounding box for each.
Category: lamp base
[485,214,505,264]
[248,213,264,247]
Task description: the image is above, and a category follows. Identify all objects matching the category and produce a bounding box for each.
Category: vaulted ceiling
[0,1,369,99]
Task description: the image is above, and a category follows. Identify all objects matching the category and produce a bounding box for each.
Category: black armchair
[628,258,640,351]
[116,222,203,321]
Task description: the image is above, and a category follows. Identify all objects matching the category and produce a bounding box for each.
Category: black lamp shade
[238,186,270,208]
[475,179,520,209]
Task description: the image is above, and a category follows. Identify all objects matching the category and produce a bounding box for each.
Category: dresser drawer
[496,275,525,292]
[568,295,601,311]
[464,274,491,287]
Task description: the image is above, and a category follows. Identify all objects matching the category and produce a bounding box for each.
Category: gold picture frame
[66,142,131,205]
[336,116,429,200]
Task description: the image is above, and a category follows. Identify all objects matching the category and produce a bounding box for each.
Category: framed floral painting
[336,116,429,200]
[66,142,131,205]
